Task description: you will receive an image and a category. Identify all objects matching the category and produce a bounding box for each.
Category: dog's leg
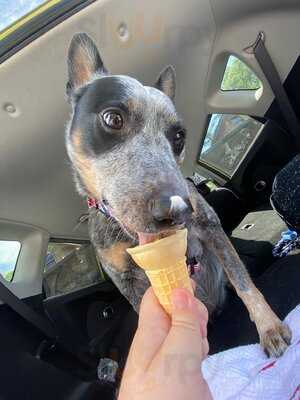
[189,183,291,357]
[187,224,227,315]
[208,229,291,357]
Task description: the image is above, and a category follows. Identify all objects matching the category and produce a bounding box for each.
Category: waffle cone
[127,229,192,314]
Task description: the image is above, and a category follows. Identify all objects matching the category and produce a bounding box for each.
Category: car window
[43,241,106,298]
[0,240,21,282]
[45,242,81,270]
[0,1,49,32]
[0,1,62,38]
[221,55,261,91]
[199,114,264,177]
[0,0,89,61]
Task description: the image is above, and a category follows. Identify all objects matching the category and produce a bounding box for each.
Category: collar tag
[87,197,111,217]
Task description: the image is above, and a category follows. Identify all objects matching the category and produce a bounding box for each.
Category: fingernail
[172,289,190,310]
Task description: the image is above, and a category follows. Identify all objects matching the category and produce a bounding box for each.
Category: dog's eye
[173,130,185,154]
[102,111,123,130]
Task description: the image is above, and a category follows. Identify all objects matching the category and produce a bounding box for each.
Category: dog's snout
[149,194,192,225]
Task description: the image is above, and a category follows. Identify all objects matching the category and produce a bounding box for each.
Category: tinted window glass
[199,114,263,177]
[44,242,106,297]
[45,242,81,271]
[221,55,261,91]
[0,1,52,32]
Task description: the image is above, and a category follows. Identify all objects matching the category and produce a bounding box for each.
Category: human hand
[118,286,212,400]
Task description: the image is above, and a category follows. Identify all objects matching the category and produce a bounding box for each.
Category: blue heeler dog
[65,33,291,357]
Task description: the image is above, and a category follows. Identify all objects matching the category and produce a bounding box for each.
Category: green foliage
[221,56,261,91]
[2,270,13,282]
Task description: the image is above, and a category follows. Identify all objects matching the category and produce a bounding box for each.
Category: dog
[65,33,291,357]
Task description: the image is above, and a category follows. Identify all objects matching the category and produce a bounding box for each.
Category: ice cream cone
[127,229,192,314]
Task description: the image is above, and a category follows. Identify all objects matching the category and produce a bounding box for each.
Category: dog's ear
[67,33,107,96]
[155,65,176,100]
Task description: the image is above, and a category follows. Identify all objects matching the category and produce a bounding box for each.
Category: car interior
[1,0,300,399]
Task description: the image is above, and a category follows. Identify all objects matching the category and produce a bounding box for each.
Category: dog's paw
[261,322,292,358]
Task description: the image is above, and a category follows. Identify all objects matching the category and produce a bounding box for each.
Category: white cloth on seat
[202,305,300,399]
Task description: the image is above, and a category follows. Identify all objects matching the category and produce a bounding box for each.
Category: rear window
[0,240,21,282]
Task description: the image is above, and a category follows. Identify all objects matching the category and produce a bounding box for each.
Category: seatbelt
[0,279,96,368]
[244,31,300,149]
[0,279,57,339]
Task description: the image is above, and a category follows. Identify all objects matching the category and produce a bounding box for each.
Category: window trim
[10,241,22,282]
[198,159,231,180]
[0,0,96,64]
[49,237,89,245]
[0,1,63,41]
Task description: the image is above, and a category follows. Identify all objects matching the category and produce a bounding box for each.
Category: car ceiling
[0,0,300,239]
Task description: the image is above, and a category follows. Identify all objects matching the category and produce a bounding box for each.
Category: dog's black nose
[149,194,193,225]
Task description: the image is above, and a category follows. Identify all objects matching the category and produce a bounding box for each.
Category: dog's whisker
[113,227,124,246]
[103,216,114,245]
[107,218,121,245]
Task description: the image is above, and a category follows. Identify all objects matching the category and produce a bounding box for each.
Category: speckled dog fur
[65,33,291,357]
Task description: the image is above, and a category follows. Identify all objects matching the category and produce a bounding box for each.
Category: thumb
[159,288,209,375]
[126,287,170,372]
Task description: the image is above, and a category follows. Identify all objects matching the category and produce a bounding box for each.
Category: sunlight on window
[221,55,261,91]
[0,241,21,282]
[0,1,50,32]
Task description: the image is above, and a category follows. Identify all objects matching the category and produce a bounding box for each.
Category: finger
[190,280,208,337]
[195,297,209,338]
[126,287,171,372]
[159,288,209,375]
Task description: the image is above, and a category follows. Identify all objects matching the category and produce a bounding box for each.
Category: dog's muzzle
[149,194,193,226]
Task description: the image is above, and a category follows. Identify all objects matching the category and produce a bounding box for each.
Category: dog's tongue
[137,232,160,245]
[137,231,176,245]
